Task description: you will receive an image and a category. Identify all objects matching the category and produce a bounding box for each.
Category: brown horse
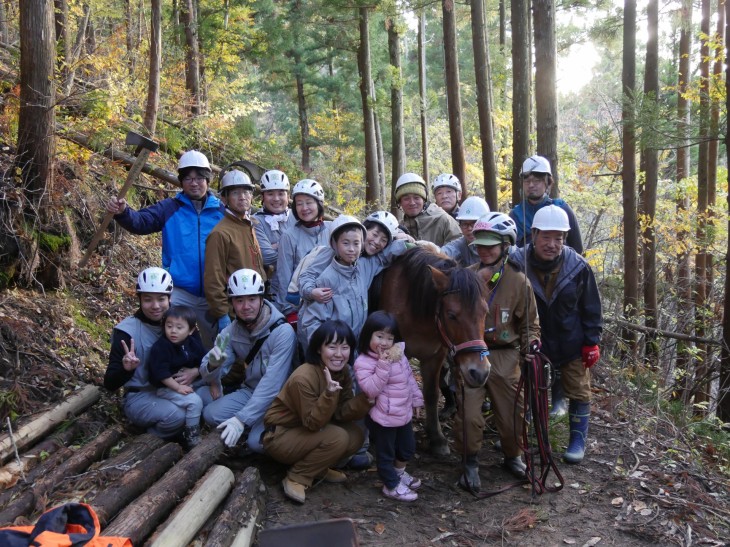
[379,247,490,456]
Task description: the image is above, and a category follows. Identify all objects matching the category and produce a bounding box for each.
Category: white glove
[217,416,246,447]
[207,333,230,369]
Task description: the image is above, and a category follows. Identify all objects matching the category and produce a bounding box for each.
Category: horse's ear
[428,265,450,294]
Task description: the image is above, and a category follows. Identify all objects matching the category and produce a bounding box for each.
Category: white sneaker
[398,470,422,490]
[382,483,418,502]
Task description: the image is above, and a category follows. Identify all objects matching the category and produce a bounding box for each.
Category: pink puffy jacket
[354,343,424,427]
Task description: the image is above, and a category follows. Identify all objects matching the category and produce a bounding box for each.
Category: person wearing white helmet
[509,155,583,254]
[510,205,602,465]
[253,169,297,271]
[440,195,490,268]
[395,173,461,246]
[431,173,462,218]
[271,179,331,323]
[448,213,540,489]
[197,268,297,453]
[105,267,196,440]
[204,169,265,336]
[106,150,225,349]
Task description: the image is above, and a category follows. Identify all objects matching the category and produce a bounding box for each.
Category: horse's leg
[421,354,450,456]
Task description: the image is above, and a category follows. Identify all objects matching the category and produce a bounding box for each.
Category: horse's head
[429,265,491,387]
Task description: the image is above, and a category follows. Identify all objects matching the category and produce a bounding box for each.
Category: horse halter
[435,290,490,360]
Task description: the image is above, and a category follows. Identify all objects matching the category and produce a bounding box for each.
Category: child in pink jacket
[354,311,424,502]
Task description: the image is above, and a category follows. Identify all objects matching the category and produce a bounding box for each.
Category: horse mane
[394,247,485,318]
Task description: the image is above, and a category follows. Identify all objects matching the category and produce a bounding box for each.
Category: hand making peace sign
[120,338,140,371]
[323,366,342,393]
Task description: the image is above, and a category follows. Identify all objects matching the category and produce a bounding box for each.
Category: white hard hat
[432,173,461,192]
[532,205,570,232]
[455,196,490,221]
[471,212,518,246]
[227,269,265,297]
[220,170,253,192]
[329,214,366,246]
[178,150,211,171]
[395,172,427,191]
[365,211,399,243]
[520,155,552,177]
[136,267,174,294]
[292,179,325,203]
[260,170,290,192]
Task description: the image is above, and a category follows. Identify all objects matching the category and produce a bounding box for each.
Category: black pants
[366,415,416,489]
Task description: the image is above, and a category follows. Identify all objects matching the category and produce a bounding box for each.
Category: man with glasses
[107,150,225,348]
[509,155,583,254]
[204,170,265,335]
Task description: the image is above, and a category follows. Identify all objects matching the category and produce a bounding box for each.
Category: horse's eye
[447,312,457,321]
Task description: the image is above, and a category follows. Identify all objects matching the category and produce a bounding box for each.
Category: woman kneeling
[263,320,372,503]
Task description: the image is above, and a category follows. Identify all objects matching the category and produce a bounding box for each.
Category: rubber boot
[550,371,568,418]
[564,401,590,464]
[458,454,481,491]
[183,425,201,449]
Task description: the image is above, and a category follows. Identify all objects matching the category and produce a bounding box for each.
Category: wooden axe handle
[79,147,153,268]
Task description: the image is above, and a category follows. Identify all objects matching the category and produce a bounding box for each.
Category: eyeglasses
[227,188,254,197]
[182,177,207,184]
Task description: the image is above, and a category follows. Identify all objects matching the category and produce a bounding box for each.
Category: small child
[354,311,424,502]
[148,305,206,448]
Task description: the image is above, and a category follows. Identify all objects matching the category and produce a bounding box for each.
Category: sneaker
[382,483,418,502]
[319,468,347,483]
[398,470,422,490]
[282,477,306,503]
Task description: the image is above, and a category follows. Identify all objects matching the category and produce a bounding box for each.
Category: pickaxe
[79,131,159,268]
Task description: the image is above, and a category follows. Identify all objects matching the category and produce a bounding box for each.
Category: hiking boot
[398,469,422,490]
[319,468,347,483]
[504,456,527,479]
[382,483,418,502]
[182,425,201,448]
[282,477,306,503]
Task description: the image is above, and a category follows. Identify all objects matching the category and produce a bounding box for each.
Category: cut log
[0,447,72,512]
[91,442,183,527]
[0,425,122,524]
[90,433,166,482]
[0,422,79,489]
[145,465,235,547]
[103,432,224,545]
[204,466,265,547]
[0,385,101,464]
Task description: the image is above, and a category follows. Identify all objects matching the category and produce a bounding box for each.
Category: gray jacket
[253,209,297,267]
[441,236,479,267]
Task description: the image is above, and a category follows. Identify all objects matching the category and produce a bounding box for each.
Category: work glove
[217,315,232,333]
[285,311,298,326]
[581,345,600,369]
[208,333,230,369]
[217,416,246,447]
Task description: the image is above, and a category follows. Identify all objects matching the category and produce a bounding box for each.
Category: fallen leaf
[374,523,385,535]
[564,539,577,544]
[640,509,652,516]
[581,537,601,547]
[438,527,448,533]
[633,500,647,511]
[611,497,624,506]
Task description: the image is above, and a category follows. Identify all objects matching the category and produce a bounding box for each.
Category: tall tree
[54,0,69,78]
[470,0,498,208]
[389,16,406,201]
[511,0,530,205]
[181,0,201,116]
[144,0,162,135]
[418,9,430,185]
[358,6,379,204]
[720,0,730,422]
[639,0,659,366]
[532,0,559,190]
[293,51,311,172]
[442,0,467,196]
[621,0,638,355]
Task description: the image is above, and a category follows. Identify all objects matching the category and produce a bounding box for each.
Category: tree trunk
[358,7,378,205]
[143,0,162,135]
[16,0,56,216]
[0,1,7,43]
[621,0,638,358]
[389,17,406,199]
[54,0,69,77]
[294,54,311,172]
[418,9,430,186]
[181,0,201,116]
[511,0,530,206]
[532,0,559,191]
[374,107,386,204]
[125,0,134,75]
[442,0,467,196]
[640,0,659,368]
[205,467,265,547]
[63,3,90,96]
[719,0,730,423]
[674,0,693,398]
[470,0,498,209]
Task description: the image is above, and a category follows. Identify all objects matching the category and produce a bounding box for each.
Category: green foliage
[0,389,19,422]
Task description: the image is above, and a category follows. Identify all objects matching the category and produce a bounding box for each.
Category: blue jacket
[510,195,584,254]
[114,192,224,297]
[510,245,602,366]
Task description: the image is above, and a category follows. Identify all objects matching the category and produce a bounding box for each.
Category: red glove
[582,345,600,368]
[285,311,298,327]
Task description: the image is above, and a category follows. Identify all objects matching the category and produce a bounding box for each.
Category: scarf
[261,208,290,232]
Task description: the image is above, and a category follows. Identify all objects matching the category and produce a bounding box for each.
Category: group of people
[103,149,602,503]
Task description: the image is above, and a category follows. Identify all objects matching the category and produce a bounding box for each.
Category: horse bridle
[435,289,490,360]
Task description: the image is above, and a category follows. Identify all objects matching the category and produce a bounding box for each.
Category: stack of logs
[0,384,266,546]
